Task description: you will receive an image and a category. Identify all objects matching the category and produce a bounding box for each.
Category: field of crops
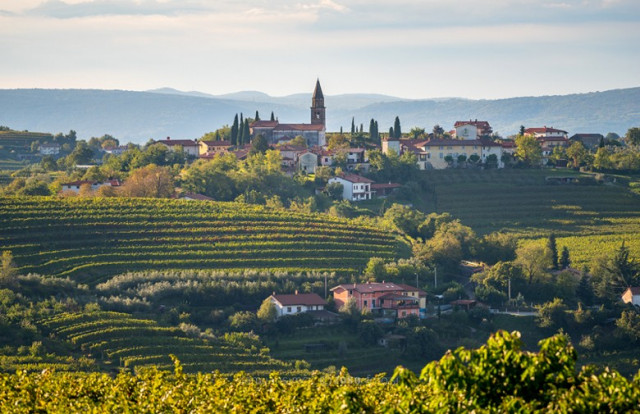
[37,311,296,375]
[0,196,408,285]
[422,169,640,267]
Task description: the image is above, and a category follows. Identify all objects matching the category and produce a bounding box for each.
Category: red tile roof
[272,293,327,306]
[524,127,567,134]
[251,120,279,128]
[201,140,232,147]
[331,282,405,294]
[156,139,198,147]
[625,287,640,296]
[454,120,491,129]
[335,173,374,184]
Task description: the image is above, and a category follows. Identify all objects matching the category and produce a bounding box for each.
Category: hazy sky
[1,0,639,99]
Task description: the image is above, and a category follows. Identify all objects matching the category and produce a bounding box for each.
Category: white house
[61,179,121,193]
[328,173,374,201]
[155,137,199,157]
[39,143,61,156]
[454,123,478,140]
[622,287,640,306]
[268,292,327,318]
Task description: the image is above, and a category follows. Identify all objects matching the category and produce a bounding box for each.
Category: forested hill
[0,87,638,144]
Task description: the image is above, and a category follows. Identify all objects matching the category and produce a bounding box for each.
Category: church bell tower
[311,79,326,127]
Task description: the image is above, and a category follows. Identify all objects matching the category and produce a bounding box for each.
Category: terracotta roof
[524,127,567,134]
[230,148,250,160]
[331,282,405,294]
[251,120,279,128]
[334,173,374,184]
[395,283,427,297]
[277,145,307,152]
[454,120,491,129]
[201,140,232,147]
[156,139,198,147]
[272,293,327,306]
[274,123,324,132]
[501,141,516,148]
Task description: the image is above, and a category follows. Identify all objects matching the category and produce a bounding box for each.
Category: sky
[1,0,639,100]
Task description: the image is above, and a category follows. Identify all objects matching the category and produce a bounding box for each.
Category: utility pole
[324,273,328,299]
[415,272,419,289]
[434,266,438,289]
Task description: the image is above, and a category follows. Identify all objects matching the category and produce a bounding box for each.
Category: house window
[439,146,444,150]
[439,153,443,159]
[297,306,301,312]
[371,299,376,307]
[364,300,368,307]
[402,311,406,317]
[287,307,291,312]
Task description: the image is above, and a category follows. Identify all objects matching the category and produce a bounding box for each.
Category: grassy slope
[420,169,640,267]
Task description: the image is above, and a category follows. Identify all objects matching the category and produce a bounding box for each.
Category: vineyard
[422,169,640,267]
[36,310,298,375]
[1,331,639,412]
[0,196,408,286]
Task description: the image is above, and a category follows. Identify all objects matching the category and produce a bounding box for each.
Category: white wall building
[328,173,374,201]
[268,292,327,318]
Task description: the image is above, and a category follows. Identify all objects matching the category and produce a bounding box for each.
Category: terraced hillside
[38,311,296,375]
[0,196,408,286]
[422,169,640,266]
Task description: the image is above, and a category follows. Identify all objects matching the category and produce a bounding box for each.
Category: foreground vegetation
[1,331,639,412]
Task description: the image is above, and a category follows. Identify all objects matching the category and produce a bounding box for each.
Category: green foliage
[625,127,640,146]
[257,298,277,323]
[515,134,542,166]
[536,298,568,329]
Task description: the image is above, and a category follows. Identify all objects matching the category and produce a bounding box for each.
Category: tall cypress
[369,119,375,135]
[394,116,402,139]
[270,111,275,121]
[389,126,394,138]
[214,130,220,141]
[231,114,239,146]
[560,246,570,269]
[255,110,260,121]
[351,117,355,135]
[243,119,250,145]
[374,121,379,143]
[547,234,558,270]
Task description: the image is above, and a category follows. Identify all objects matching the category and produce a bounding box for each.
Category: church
[250,80,326,147]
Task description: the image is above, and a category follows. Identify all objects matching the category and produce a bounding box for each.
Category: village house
[453,120,493,138]
[524,127,569,163]
[330,282,426,319]
[570,133,604,150]
[199,140,232,156]
[250,80,326,147]
[267,291,327,318]
[102,145,129,156]
[155,137,199,157]
[298,151,318,174]
[61,179,121,193]
[328,173,373,201]
[39,143,60,156]
[622,287,640,306]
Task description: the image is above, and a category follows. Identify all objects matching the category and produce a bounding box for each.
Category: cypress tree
[374,121,379,143]
[560,246,570,269]
[394,116,401,139]
[243,119,250,144]
[369,119,375,135]
[360,124,363,133]
[351,117,355,135]
[599,136,605,148]
[340,126,343,134]
[238,121,245,145]
[547,234,559,270]
[270,111,275,121]
[214,130,220,141]
[231,114,239,146]
[577,273,593,306]
[389,126,394,138]
[520,125,526,136]
[255,110,260,121]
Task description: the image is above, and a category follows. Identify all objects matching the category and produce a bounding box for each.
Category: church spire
[311,79,325,127]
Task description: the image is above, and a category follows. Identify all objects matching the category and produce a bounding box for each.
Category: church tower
[311,79,326,127]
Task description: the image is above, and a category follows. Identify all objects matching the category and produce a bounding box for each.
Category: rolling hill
[0,87,638,144]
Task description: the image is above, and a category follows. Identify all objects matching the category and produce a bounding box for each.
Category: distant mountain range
[0,87,638,144]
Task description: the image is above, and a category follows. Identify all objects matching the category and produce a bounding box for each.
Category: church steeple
[311,79,325,127]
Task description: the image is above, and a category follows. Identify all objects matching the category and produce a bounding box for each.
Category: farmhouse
[250,80,326,147]
[622,287,640,306]
[39,143,60,155]
[328,173,373,201]
[331,282,426,319]
[155,137,199,157]
[570,133,604,150]
[199,140,232,156]
[453,120,493,137]
[267,291,327,318]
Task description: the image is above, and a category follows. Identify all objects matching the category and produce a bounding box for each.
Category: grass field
[420,169,640,267]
